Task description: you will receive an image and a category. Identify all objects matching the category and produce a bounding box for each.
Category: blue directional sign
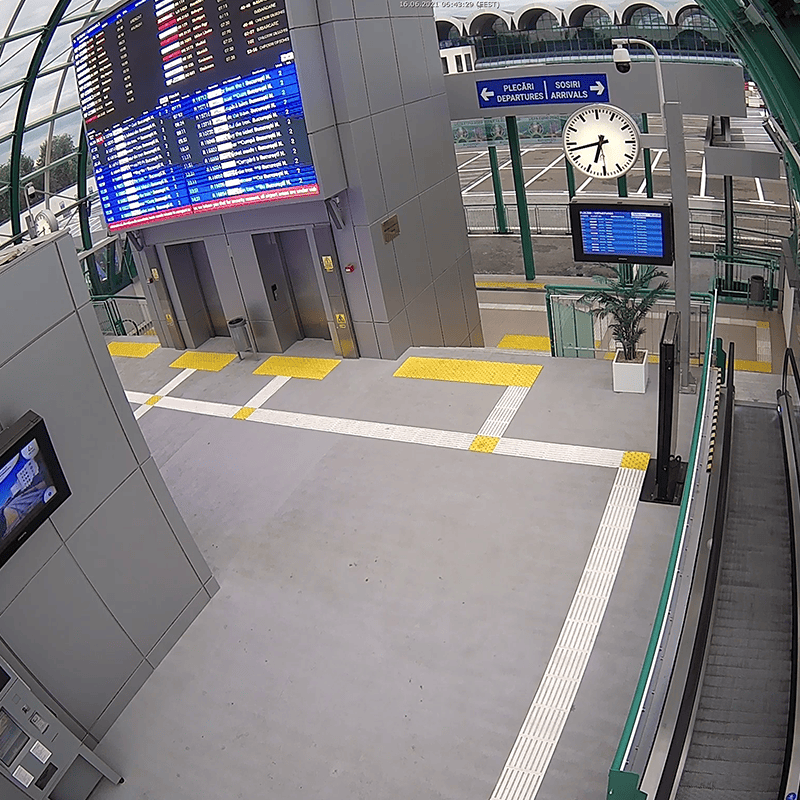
[476,73,609,109]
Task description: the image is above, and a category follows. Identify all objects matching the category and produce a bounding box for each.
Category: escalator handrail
[652,343,736,799]
[778,348,800,797]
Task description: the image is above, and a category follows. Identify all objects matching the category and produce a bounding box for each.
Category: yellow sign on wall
[336,313,347,329]
[322,256,334,272]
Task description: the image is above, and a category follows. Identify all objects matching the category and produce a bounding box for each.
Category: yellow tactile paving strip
[476,281,546,290]
[394,357,543,388]
[170,352,238,372]
[108,342,160,358]
[734,359,772,373]
[469,435,500,453]
[253,356,340,380]
[498,335,551,352]
[620,451,651,470]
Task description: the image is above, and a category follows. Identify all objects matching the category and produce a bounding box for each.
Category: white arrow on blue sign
[476,73,609,109]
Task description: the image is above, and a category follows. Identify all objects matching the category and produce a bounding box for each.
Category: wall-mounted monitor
[0,412,70,568]
[72,0,318,231]
[569,200,675,266]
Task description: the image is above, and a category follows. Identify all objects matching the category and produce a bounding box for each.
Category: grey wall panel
[420,178,465,280]
[385,309,412,359]
[76,304,151,467]
[140,458,212,584]
[164,243,210,331]
[202,235,245,322]
[392,18,429,106]
[292,26,336,135]
[226,233,272,321]
[248,319,283,354]
[90,659,153,740]
[219,200,329,234]
[470,325,485,347]
[358,18,403,114]
[354,0,389,17]
[405,282,444,346]
[338,119,386,224]
[308,125,347,199]
[68,470,203,655]
[0,315,138,541]
[252,233,300,339]
[0,547,141,729]
[0,243,74,369]
[182,309,212,349]
[317,0,354,23]
[278,229,329,339]
[405,96,456,194]
[392,196,432,305]
[457,251,481,333]
[331,216,373,323]
[434,262,469,347]
[421,16,445,97]
[705,144,782,178]
[205,575,220,597]
[372,106,418,212]
[55,235,90,310]
[352,321,380,358]
[0,520,60,615]
[190,241,227,337]
[143,215,225,245]
[443,61,746,120]
[356,223,404,322]
[147,588,210,669]
[320,22,370,124]
[286,0,318,28]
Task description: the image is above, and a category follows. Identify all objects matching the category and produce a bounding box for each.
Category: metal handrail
[608,291,718,792]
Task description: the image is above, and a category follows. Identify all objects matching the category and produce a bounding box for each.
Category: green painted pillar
[488,145,509,234]
[566,160,576,198]
[506,115,535,280]
[618,169,632,286]
[641,113,654,198]
[724,174,734,287]
[617,175,628,197]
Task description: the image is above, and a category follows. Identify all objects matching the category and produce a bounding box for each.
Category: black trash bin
[747,274,765,309]
[227,317,253,359]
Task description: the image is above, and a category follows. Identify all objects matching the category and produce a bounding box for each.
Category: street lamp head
[613,45,632,74]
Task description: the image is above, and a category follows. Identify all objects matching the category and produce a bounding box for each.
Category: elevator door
[277,230,330,340]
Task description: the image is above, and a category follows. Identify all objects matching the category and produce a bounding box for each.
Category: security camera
[613,46,632,74]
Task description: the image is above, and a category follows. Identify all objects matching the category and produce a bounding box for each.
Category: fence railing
[93,295,154,336]
[464,203,791,251]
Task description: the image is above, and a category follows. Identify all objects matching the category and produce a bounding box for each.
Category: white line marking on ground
[157,396,243,418]
[125,391,152,405]
[458,152,488,170]
[577,175,593,193]
[133,368,196,418]
[463,149,532,194]
[494,438,624,468]
[245,375,291,408]
[490,465,646,800]
[524,153,566,188]
[478,386,530,438]
[479,303,545,312]
[755,177,765,202]
[699,155,707,198]
[756,325,771,363]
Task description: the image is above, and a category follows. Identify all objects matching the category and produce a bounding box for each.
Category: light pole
[612,38,696,393]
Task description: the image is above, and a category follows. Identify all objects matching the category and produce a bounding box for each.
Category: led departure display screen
[73,0,319,231]
[569,201,674,266]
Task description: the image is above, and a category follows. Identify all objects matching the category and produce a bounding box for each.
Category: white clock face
[34,210,58,237]
[563,104,641,179]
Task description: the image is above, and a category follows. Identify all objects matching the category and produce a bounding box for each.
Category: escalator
[676,404,792,799]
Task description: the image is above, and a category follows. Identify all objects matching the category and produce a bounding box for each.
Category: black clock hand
[569,138,603,152]
[594,135,606,164]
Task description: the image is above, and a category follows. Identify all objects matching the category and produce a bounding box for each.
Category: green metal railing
[711,245,780,308]
[608,291,718,800]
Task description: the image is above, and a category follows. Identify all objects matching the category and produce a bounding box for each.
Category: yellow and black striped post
[707,371,722,472]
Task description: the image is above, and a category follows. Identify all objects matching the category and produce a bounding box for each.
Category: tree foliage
[578,264,669,361]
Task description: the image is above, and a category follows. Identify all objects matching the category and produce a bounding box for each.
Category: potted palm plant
[579,264,669,393]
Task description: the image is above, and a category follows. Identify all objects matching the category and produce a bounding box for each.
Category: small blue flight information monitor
[569,201,674,266]
[73,0,319,231]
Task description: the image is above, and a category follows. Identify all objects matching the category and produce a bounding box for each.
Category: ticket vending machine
[0,656,123,799]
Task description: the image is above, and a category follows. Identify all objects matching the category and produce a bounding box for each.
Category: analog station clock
[563,104,641,179]
[33,209,59,237]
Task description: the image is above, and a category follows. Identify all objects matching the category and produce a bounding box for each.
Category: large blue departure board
[569,201,674,266]
[73,0,319,231]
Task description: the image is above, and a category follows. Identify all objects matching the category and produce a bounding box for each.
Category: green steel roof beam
[9,0,73,237]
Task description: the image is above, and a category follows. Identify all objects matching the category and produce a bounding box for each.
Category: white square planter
[612,349,649,393]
